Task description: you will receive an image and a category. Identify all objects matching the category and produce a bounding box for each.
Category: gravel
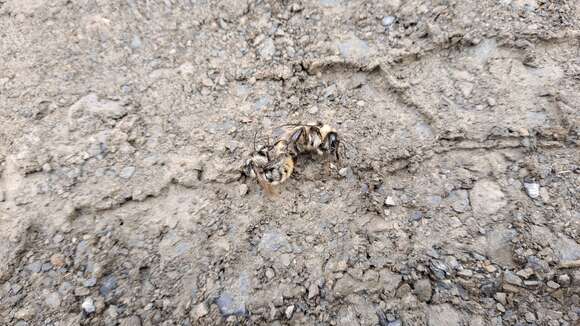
[84,277,97,287]
[414,279,432,302]
[524,182,540,199]
[119,166,136,179]
[503,271,523,286]
[26,262,42,273]
[546,280,560,289]
[285,305,295,319]
[82,297,96,314]
[382,16,395,26]
[99,275,118,297]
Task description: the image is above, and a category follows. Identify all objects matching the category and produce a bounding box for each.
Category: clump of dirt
[0,0,579,325]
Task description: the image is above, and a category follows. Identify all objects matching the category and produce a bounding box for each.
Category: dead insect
[244,122,342,197]
[274,122,341,161]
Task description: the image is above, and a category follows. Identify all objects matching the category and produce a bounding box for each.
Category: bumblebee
[244,122,340,197]
[244,141,295,197]
[276,122,340,160]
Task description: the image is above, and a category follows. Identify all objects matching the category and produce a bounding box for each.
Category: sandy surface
[0,0,579,325]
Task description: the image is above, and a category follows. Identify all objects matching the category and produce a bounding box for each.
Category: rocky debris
[26,261,42,273]
[525,312,537,322]
[216,292,246,316]
[382,16,395,26]
[516,268,534,279]
[414,279,432,302]
[448,189,470,213]
[238,184,248,196]
[384,196,397,207]
[558,274,570,287]
[285,305,295,319]
[380,270,402,294]
[494,292,507,305]
[503,271,523,286]
[409,211,423,222]
[484,226,517,267]
[426,304,461,326]
[546,281,560,289]
[308,283,320,299]
[457,269,473,277]
[99,275,117,298]
[554,236,580,261]
[82,297,96,314]
[14,307,36,321]
[430,260,451,280]
[334,274,361,297]
[68,94,128,133]
[84,277,97,287]
[74,287,90,296]
[191,302,209,320]
[496,303,505,312]
[44,292,61,309]
[119,316,142,326]
[523,182,540,199]
[130,35,142,49]
[337,36,370,59]
[49,254,65,268]
[258,38,276,60]
[339,167,352,178]
[119,166,136,179]
[470,180,506,216]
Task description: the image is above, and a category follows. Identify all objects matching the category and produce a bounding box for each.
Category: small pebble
[308,283,319,299]
[496,303,506,312]
[503,271,523,286]
[338,167,351,177]
[119,166,136,179]
[50,254,65,268]
[516,268,534,279]
[285,305,295,319]
[524,280,540,287]
[558,274,571,287]
[308,106,319,114]
[238,184,248,196]
[457,269,473,277]
[41,262,53,272]
[484,265,497,273]
[414,279,432,302]
[191,303,209,319]
[100,275,118,297]
[84,277,97,288]
[130,35,142,49]
[525,312,536,322]
[385,196,397,207]
[82,297,96,314]
[26,262,42,273]
[409,211,423,222]
[74,287,90,296]
[523,182,540,199]
[546,280,560,289]
[382,16,395,26]
[494,292,507,305]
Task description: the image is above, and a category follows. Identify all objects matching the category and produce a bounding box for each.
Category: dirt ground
[0,0,579,325]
